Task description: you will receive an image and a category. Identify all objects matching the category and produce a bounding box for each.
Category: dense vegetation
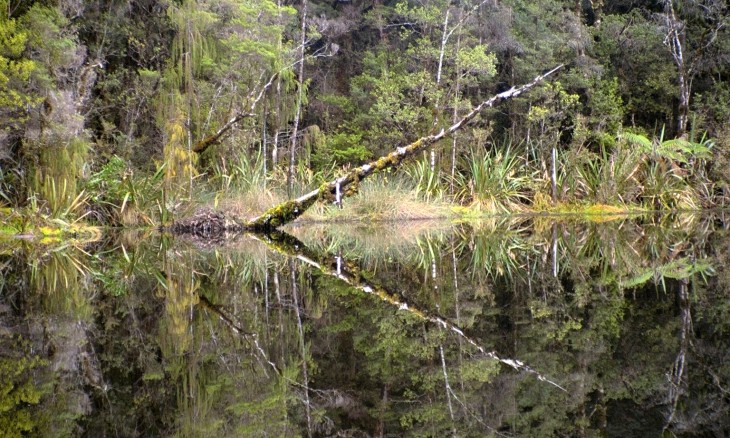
[1,0,729,226]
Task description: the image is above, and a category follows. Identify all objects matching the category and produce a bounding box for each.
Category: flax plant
[563,144,643,205]
[620,129,712,210]
[85,157,166,226]
[31,137,89,219]
[454,144,534,214]
[458,221,535,282]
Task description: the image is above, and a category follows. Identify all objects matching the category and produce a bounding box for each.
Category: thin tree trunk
[551,145,558,203]
[288,0,308,196]
[663,0,689,136]
[431,10,450,173]
[273,79,281,165]
[262,100,268,181]
[245,65,564,231]
[439,344,457,435]
[290,259,313,437]
[450,34,462,195]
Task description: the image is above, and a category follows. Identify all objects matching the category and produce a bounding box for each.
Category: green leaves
[619,130,713,164]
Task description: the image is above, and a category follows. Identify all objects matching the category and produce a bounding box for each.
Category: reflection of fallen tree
[254,229,566,391]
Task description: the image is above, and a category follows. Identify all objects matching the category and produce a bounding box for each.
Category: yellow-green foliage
[0,347,48,437]
[30,137,89,217]
[164,112,198,195]
[0,0,37,115]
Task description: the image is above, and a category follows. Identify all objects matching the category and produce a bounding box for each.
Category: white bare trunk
[663,0,689,136]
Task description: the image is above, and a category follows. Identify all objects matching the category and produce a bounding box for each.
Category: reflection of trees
[2,214,730,435]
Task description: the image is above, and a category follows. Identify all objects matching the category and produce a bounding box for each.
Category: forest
[1,0,729,230]
[3,1,730,435]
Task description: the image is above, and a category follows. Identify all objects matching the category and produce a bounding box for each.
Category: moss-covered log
[245,65,564,231]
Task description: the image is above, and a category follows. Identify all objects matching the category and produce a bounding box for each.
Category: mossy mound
[169,208,244,238]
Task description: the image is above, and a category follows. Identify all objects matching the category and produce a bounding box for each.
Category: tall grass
[559,143,643,205]
[620,129,711,210]
[404,156,444,201]
[208,152,281,218]
[32,137,89,219]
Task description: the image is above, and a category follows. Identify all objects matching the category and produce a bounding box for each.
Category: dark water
[2,214,730,437]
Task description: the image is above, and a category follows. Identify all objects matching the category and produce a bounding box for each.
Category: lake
[1,213,729,436]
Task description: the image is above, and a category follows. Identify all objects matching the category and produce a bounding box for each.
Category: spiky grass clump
[454,145,534,214]
[403,156,444,202]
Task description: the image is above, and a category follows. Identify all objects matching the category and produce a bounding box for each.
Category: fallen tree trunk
[244,65,563,231]
[174,65,563,234]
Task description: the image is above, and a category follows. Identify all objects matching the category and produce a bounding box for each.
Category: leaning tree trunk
[244,65,564,231]
[172,65,564,236]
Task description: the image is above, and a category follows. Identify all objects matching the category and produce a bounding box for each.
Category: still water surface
[2,214,730,437]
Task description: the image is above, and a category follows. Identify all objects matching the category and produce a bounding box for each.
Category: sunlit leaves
[0,351,47,437]
[0,0,37,116]
[456,44,496,79]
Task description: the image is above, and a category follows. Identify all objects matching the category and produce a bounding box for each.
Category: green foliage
[210,150,267,194]
[0,0,729,215]
[29,137,89,219]
[620,129,712,164]
[592,12,677,126]
[311,132,371,168]
[0,0,37,123]
[222,0,295,69]
[587,77,624,134]
[560,142,643,204]
[404,156,443,201]
[20,4,77,78]
[455,44,497,79]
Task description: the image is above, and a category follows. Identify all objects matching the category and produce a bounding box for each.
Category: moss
[374,156,390,170]
[0,224,18,235]
[38,226,61,236]
[248,197,317,231]
[582,204,629,215]
[319,182,336,203]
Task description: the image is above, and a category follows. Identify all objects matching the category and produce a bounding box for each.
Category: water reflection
[1,214,729,436]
